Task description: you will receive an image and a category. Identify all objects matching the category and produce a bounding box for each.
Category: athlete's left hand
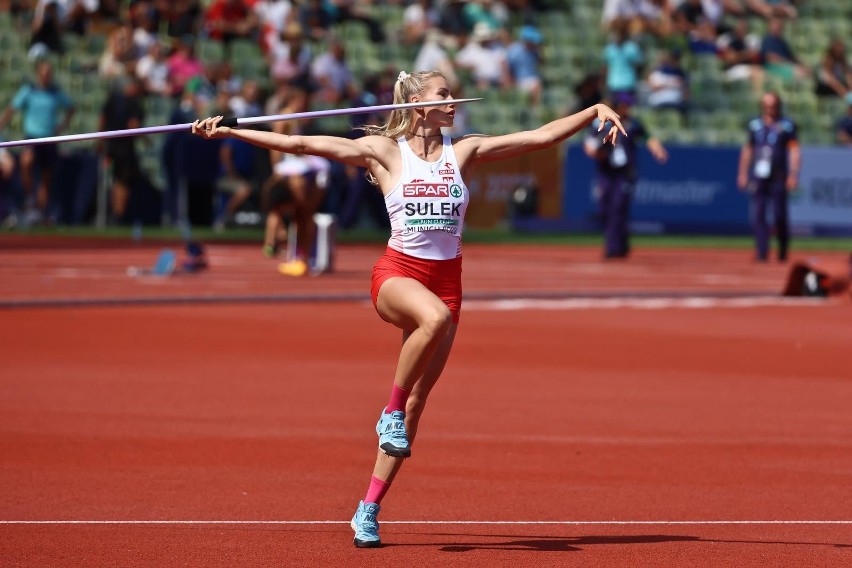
[595,104,627,145]
[192,116,231,140]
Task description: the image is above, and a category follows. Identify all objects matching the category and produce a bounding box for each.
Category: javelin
[0,98,483,149]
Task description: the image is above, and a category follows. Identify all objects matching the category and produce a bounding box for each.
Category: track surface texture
[2,236,850,567]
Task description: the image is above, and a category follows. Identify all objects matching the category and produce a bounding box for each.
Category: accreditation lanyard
[753,123,780,179]
[608,120,633,168]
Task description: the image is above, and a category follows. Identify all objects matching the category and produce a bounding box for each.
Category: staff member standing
[583,97,667,259]
[737,91,800,263]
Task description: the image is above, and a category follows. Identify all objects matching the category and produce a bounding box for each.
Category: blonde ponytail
[358,70,446,140]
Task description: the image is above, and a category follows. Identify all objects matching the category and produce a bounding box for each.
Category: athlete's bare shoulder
[450,134,488,168]
[357,134,400,165]
[357,134,399,152]
[356,134,402,191]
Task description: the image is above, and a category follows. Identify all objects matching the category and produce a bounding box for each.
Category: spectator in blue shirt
[507,25,543,106]
[603,21,643,104]
[0,60,74,225]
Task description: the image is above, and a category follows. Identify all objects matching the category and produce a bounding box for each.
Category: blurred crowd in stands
[0,0,850,233]
[599,0,850,118]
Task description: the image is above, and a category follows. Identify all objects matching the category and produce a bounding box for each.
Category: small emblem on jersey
[438,162,455,176]
[442,176,454,184]
[450,184,463,198]
[410,178,424,183]
[403,183,449,198]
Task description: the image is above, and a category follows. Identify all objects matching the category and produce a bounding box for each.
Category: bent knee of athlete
[418,304,452,337]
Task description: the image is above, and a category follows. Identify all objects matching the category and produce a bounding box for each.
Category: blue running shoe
[376,408,411,458]
[351,500,381,548]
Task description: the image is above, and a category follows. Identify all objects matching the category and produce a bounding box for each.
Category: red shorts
[371,247,463,323]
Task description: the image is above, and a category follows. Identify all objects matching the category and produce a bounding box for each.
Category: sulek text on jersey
[402,182,464,217]
[401,181,464,234]
[405,202,463,216]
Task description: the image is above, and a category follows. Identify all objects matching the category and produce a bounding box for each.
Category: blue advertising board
[560,144,751,234]
[789,147,852,236]
[513,144,852,236]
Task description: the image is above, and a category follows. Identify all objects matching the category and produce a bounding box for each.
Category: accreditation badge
[609,144,628,168]
[753,145,772,179]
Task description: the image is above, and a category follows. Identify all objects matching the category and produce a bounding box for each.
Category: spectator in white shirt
[645,49,690,120]
[310,38,356,104]
[602,0,671,37]
[254,0,294,53]
[131,5,158,58]
[413,28,459,90]
[402,0,440,46]
[455,22,510,91]
[136,40,172,96]
[269,23,312,88]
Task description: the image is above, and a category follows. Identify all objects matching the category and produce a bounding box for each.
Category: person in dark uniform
[99,76,145,223]
[737,91,800,262]
[583,97,668,259]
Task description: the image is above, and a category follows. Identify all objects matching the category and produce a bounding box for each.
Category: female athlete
[191,70,626,548]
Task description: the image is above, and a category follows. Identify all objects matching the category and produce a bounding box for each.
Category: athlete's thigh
[377,276,449,331]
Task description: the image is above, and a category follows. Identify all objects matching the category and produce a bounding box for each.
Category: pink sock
[386,384,409,414]
[364,475,391,505]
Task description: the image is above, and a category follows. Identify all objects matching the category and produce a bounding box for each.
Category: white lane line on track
[463,297,826,311]
[2,520,851,525]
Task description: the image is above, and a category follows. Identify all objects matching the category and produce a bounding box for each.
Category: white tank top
[384,136,470,260]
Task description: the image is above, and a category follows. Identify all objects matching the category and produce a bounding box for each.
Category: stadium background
[1,0,850,237]
[2,3,852,566]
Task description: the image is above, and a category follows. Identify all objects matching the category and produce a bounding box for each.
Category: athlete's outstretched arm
[460,104,626,163]
[191,115,381,169]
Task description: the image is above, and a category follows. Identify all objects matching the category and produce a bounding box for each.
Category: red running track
[1,237,851,566]
[0,236,822,304]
